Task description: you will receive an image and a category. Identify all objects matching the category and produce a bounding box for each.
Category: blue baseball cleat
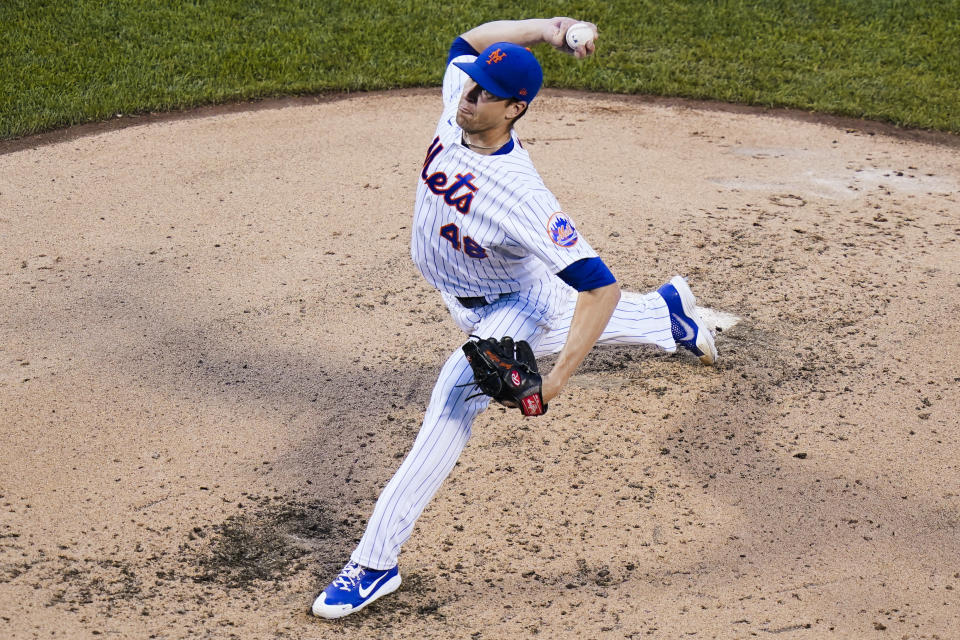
[657,275,718,365]
[311,561,401,619]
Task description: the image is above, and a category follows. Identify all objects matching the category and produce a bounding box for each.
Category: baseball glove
[461,336,547,416]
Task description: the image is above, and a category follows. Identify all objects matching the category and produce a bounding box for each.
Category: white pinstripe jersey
[410,54,599,298]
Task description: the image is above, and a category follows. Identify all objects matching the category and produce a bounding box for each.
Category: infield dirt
[1,90,958,639]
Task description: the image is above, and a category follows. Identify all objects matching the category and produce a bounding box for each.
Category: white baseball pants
[351,284,676,570]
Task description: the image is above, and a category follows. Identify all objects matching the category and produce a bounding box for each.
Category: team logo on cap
[548,212,579,247]
[487,48,506,64]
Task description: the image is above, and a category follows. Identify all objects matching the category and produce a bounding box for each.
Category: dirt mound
[1,91,958,639]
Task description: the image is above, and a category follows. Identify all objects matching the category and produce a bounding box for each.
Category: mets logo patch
[547,212,579,247]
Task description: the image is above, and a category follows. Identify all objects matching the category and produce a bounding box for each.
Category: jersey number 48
[440,223,487,259]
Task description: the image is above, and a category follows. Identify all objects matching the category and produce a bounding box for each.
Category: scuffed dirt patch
[190,497,339,589]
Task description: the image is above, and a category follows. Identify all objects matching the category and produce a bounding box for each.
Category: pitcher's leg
[537,277,718,365]
[351,297,550,569]
[351,350,488,570]
[537,289,675,356]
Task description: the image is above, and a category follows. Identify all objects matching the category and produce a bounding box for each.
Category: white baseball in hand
[565,23,594,49]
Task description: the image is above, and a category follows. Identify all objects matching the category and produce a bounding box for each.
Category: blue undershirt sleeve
[447,37,479,65]
[557,257,617,292]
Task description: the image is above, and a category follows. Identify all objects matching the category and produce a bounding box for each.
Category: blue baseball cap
[454,42,543,103]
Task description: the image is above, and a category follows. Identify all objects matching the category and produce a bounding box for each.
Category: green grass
[2,0,958,139]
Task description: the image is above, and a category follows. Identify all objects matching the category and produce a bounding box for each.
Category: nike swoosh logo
[358,572,389,598]
[672,313,695,342]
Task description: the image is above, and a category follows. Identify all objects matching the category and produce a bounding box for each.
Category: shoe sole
[312,574,402,619]
[669,276,718,365]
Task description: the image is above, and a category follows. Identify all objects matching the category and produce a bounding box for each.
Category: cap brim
[453,60,513,100]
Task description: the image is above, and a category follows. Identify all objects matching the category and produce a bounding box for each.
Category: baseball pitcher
[312,16,717,619]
